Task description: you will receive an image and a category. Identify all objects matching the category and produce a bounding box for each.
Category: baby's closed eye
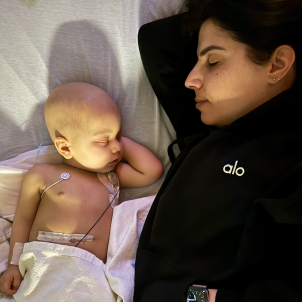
[96,140,108,145]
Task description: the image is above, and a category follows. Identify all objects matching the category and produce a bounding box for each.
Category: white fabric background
[0,0,185,201]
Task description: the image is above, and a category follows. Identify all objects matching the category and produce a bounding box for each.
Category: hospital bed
[0,0,186,300]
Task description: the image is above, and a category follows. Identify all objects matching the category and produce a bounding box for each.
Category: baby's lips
[108,157,121,165]
[112,156,121,163]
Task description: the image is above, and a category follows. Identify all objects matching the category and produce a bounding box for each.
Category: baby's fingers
[1,279,17,295]
[12,273,22,292]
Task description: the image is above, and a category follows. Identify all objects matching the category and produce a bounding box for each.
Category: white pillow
[0,145,62,217]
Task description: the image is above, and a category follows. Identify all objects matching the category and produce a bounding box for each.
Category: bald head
[45,82,120,142]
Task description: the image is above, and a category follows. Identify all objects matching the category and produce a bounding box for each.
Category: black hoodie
[134,13,302,302]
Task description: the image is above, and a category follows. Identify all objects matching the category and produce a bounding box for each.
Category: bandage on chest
[37,231,94,244]
[10,242,25,265]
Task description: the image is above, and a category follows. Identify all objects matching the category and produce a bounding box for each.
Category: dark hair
[183,0,302,76]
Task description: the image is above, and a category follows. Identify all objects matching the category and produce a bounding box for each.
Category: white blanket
[12,195,154,302]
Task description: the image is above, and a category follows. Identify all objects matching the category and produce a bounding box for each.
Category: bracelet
[10,242,25,265]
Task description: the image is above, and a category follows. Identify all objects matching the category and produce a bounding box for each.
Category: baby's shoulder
[25,163,58,183]
[27,163,56,175]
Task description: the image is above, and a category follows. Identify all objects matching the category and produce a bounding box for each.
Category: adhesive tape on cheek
[10,243,25,265]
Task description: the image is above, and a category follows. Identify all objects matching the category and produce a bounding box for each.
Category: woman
[134,0,302,301]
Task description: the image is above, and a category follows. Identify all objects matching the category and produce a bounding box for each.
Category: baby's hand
[0,264,22,295]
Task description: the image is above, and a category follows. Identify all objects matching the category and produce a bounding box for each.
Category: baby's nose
[111,139,121,154]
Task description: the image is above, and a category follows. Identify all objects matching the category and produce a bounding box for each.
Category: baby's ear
[55,137,72,159]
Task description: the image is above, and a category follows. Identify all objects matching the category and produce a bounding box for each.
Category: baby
[0,82,163,296]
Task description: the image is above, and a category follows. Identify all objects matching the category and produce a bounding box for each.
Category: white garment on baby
[13,242,116,302]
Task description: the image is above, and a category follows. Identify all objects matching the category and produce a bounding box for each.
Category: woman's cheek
[207,68,229,95]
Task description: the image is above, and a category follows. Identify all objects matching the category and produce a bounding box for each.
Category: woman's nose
[111,139,121,154]
[184,64,203,90]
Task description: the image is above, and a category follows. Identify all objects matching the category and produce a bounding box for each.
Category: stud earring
[277,77,281,81]
[273,78,276,82]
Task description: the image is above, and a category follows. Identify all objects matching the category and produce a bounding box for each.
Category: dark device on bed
[186,285,209,302]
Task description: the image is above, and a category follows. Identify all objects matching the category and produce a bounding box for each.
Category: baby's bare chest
[33,175,113,233]
[48,177,109,205]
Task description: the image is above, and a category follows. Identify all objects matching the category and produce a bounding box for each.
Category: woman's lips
[195,98,208,108]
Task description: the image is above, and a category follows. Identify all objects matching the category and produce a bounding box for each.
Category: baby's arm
[0,165,44,295]
[116,137,164,188]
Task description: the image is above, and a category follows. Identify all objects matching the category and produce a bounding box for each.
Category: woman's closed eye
[208,61,219,66]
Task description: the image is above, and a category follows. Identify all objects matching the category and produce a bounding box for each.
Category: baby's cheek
[120,141,125,157]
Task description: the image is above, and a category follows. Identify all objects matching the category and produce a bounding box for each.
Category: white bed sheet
[0,1,185,298]
[0,1,185,297]
[0,0,185,202]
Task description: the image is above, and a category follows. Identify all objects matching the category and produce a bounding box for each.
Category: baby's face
[69,108,123,173]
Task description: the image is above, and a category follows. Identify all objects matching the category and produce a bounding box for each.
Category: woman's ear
[55,136,73,159]
[268,45,296,83]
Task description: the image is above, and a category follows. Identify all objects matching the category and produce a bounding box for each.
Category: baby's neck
[61,158,112,174]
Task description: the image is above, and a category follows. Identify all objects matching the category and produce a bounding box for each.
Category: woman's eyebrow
[199,45,226,57]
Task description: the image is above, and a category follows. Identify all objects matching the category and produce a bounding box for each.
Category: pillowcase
[0,145,62,218]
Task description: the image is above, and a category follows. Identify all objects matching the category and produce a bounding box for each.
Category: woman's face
[185,19,269,127]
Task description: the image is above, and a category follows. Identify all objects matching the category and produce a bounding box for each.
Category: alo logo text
[223,160,245,176]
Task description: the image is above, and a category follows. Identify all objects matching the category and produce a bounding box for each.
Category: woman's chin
[200,114,215,126]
